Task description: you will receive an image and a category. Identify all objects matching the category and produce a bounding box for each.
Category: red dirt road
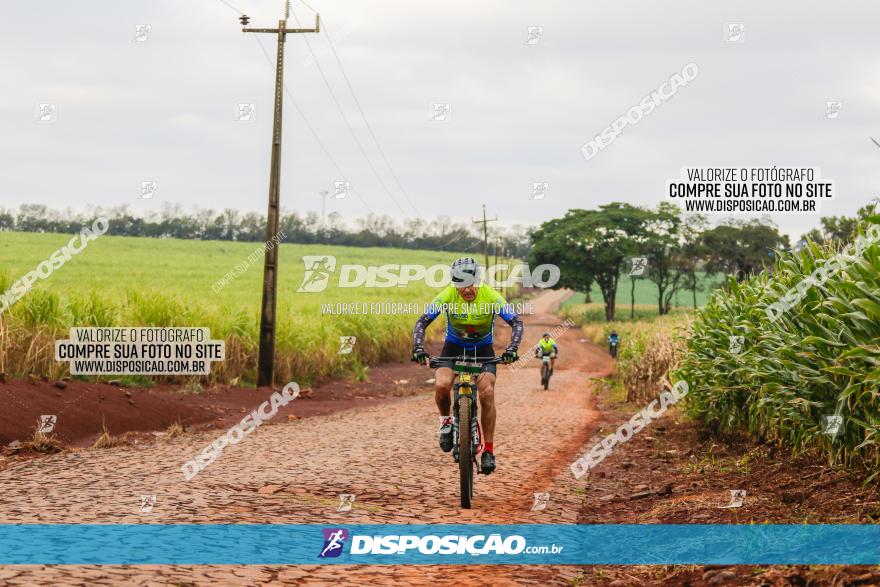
[0,289,614,585]
[0,365,428,449]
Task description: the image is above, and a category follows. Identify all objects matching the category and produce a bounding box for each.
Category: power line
[216,0,244,15]
[298,0,422,218]
[251,35,375,214]
[216,0,375,215]
[218,1,461,237]
[289,6,412,217]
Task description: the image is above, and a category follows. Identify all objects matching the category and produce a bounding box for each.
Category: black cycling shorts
[434,342,497,375]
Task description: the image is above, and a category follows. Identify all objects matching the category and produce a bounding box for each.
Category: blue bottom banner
[0,524,877,565]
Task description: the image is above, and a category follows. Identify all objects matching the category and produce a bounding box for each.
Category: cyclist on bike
[412,257,523,475]
[608,330,620,356]
[534,332,558,374]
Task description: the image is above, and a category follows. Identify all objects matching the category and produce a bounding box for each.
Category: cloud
[1,0,878,243]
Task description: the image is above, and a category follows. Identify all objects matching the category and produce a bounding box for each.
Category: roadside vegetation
[558,202,880,478]
[563,303,691,402]
[531,200,878,322]
[675,218,880,478]
[0,235,487,386]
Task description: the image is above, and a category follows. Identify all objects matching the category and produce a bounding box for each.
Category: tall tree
[702,219,789,281]
[639,203,685,315]
[677,213,709,309]
[530,203,647,321]
[528,218,595,302]
[801,201,879,246]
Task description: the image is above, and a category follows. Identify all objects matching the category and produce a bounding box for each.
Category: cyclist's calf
[434,367,455,416]
[477,373,497,444]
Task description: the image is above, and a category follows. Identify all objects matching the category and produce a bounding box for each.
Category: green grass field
[0,232,478,384]
[559,272,721,314]
[0,232,463,311]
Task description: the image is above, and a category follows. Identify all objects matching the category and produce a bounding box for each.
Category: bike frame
[451,362,482,467]
[426,354,503,482]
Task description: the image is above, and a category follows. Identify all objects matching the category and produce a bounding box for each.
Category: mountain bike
[428,354,502,509]
[609,339,619,358]
[539,353,553,390]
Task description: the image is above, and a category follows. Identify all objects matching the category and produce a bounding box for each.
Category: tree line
[527,201,877,321]
[4,201,874,322]
[0,203,532,258]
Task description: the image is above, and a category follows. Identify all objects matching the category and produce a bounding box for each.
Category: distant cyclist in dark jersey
[412,257,523,474]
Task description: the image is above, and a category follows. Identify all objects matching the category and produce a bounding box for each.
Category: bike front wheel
[457,394,473,509]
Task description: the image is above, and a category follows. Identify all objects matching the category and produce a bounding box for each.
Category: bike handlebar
[425,355,504,368]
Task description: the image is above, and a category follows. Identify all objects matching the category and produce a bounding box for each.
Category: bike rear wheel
[458,394,473,509]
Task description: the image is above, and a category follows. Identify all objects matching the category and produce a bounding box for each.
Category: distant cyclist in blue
[608,330,620,358]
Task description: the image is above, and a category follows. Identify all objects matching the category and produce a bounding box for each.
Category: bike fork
[472,399,481,456]
[452,385,461,464]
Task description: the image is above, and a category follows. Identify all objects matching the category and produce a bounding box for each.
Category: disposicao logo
[298,256,338,293]
[297,256,560,292]
[316,529,565,559]
[319,528,349,558]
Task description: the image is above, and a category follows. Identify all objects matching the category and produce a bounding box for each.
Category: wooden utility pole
[492,235,500,296]
[472,204,497,270]
[494,236,503,296]
[241,7,320,387]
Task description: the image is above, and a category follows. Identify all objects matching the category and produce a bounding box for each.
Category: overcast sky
[2,0,879,242]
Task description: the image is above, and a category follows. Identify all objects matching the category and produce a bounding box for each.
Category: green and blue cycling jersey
[537,337,558,355]
[412,283,523,349]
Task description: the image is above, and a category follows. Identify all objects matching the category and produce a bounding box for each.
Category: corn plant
[674,220,880,477]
